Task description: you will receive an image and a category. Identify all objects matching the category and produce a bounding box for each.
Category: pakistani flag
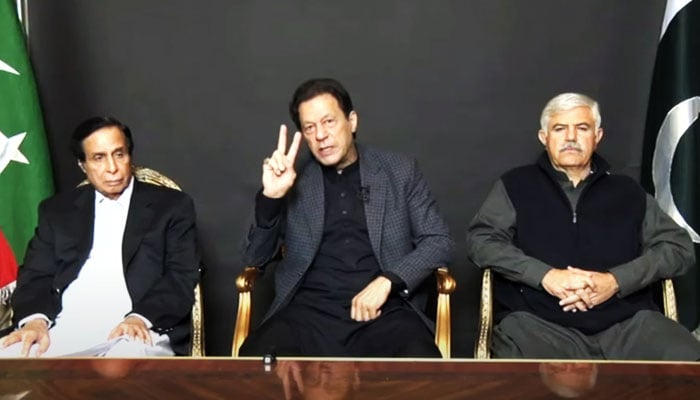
[641,0,700,337]
[0,0,54,273]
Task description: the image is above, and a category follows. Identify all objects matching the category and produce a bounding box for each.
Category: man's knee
[239,316,301,357]
[608,310,700,361]
[492,312,592,359]
[238,335,264,356]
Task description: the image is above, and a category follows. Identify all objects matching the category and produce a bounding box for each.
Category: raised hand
[262,125,302,199]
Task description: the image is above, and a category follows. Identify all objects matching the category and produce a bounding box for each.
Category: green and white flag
[641,0,700,337]
[0,0,54,270]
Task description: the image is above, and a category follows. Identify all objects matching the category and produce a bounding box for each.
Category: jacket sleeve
[130,194,200,330]
[12,199,63,323]
[240,189,285,268]
[466,179,552,289]
[609,194,696,297]
[383,159,455,292]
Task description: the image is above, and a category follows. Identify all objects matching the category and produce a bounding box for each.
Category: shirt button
[341,210,347,215]
[340,192,346,198]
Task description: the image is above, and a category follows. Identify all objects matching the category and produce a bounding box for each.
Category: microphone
[357,186,370,203]
[263,350,277,372]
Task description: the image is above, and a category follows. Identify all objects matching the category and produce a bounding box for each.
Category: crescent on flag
[652,96,700,242]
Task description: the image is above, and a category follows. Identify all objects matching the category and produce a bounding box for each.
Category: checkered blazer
[241,144,454,325]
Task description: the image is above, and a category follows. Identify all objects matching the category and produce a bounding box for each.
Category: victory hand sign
[262,125,302,199]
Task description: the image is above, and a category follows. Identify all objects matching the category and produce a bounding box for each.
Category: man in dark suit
[239,78,453,357]
[0,117,199,357]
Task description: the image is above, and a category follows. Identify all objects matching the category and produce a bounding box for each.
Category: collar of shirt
[552,161,598,184]
[321,159,360,182]
[94,176,135,211]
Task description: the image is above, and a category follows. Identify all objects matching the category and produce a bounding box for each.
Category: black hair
[70,116,133,162]
[289,78,354,131]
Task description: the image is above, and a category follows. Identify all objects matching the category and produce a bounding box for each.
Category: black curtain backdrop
[26,0,673,356]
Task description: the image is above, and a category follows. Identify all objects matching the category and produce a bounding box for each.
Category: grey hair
[540,93,601,131]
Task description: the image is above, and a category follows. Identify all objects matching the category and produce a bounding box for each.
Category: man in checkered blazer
[240,78,453,357]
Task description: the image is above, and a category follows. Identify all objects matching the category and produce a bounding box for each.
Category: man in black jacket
[467,92,700,360]
[0,117,199,357]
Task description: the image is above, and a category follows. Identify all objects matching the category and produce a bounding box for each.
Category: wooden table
[0,358,698,399]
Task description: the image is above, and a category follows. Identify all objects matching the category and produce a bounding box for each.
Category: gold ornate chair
[0,304,12,331]
[80,166,205,357]
[474,267,679,359]
[232,266,456,358]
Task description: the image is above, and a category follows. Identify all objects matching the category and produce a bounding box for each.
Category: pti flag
[0,0,54,277]
[641,0,700,336]
[0,229,17,303]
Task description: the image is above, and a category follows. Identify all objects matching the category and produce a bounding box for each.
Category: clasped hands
[541,266,619,313]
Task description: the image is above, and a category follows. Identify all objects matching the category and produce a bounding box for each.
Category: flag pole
[15,0,29,43]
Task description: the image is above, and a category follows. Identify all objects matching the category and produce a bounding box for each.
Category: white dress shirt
[8,178,172,357]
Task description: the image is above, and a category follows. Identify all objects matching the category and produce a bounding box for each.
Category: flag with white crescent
[642,0,700,338]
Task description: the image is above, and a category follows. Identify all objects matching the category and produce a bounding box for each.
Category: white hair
[540,93,601,131]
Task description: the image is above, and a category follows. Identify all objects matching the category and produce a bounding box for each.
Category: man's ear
[595,128,604,145]
[78,161,86,173]
[538,129,548,146]
[349,110,358,133]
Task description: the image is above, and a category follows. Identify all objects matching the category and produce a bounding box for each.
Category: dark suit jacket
[242,144,454,326]
[12,180,199,355]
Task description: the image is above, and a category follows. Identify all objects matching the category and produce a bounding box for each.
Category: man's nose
[315,125,328,141]
[106,156,118,173]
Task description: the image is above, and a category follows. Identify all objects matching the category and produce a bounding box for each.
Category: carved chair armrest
[231,267,260,357]
[236,266,260,293]
[435,267,456,359]
[662,278,678,322]
[474,268,492,359]
[190,282,205,357]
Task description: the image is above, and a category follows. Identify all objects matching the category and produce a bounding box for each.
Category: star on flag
[0,131,29,174]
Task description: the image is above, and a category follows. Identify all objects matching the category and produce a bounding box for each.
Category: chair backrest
[79,166,205,356]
